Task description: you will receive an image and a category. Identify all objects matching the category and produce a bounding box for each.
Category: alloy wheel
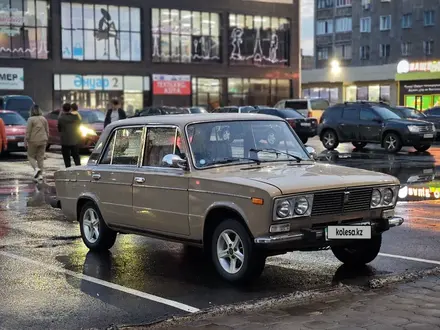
[216,229,245,274]
[82,208,100,244]
[324,132,335,148]
[385,136,397,151]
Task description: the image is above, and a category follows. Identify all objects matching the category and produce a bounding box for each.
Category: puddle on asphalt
[0,179,57,209]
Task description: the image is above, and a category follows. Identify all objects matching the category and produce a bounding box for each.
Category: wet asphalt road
[1,139,440,330]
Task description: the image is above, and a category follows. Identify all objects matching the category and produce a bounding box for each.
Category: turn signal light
[252,197,264,205]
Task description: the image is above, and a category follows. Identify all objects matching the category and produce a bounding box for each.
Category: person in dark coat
[104,99,126,128]
[58,103,81,168]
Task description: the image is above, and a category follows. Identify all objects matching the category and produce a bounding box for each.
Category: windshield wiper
[249,148,303,163]
[214,157,261,165]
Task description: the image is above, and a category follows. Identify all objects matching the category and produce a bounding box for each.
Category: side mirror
[305,146,318,160]
[162,154,188,169]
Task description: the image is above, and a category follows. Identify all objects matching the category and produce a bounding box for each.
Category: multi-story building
[0,0,299,112]
[303,0,440,109]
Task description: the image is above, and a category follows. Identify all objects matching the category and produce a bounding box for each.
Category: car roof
[108,113,281,129]
[0,110,16,113]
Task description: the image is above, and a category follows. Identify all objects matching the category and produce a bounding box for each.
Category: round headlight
[371,189,381,206]
[294,197,309,215]
[276,200,291,218]
[383,188,393,205]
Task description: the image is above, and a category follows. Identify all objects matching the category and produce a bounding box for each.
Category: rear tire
[211,219,266,284]
[352,142,367,149]
[79,202,117,252]
[322,129,339,150]
[331,235,382,267]
[383,132,402,153]
[414,145,431,152]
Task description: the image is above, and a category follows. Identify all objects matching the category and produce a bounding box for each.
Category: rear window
[278,109,304,118]
[5,98,33,112]
[285,101,308,110]
[310,99,329,110]
[0,112,26,125]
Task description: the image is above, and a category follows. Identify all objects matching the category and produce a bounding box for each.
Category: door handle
[92,173,101,180]
[134,177,146,184]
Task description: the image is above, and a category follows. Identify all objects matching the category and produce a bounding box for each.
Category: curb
[117,266,440,330]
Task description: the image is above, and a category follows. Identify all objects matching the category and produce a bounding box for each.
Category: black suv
[318,101,436,153]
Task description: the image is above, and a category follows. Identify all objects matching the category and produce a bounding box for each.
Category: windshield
[0,112,26,125]
[190,107,207,113]
[310,99,329,110]
[5,98,33,112]
[166,108,189,114]
[187,120,310,168]
[79,110,105,123]
[372,106,402,120]
[400,108,425,118]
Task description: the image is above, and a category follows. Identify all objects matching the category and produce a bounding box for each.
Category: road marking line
[0,250,200,313]
[379,253,440,266]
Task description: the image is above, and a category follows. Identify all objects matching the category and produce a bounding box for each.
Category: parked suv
[318,102,436,153]
[391,106,440,140]
[211,106,255,113]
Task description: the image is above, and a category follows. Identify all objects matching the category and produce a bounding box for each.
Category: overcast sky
[301,0,314,55]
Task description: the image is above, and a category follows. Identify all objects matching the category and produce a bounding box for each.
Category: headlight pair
[79,125,97,137]
[274,194,313,220]
[371,186,399,208]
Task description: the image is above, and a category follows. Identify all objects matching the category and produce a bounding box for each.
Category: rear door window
[360,108,378,121]
[285,101,308,110]
[342,108,360,121]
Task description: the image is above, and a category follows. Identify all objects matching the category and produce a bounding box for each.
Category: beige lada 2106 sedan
[54,113,404,283]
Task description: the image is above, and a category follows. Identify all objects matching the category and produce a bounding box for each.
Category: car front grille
[311,187,373,216]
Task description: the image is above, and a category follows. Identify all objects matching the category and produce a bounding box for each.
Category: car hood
[386,118,431,125]
[199,162,399,195]
[5,125,26,135]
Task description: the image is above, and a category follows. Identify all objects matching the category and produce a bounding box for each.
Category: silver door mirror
[162,154,188,169]
[305,146,318,160]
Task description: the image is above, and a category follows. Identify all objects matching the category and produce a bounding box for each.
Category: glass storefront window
[380,85,390,103]
[345,86,357,101]
[229,14,290,66]
[302,87,340,104]
[61,2,141,61]
[228,78,290,106]
[152,8,220,63]
[368,85,380,102]
[357,86,368,100]
[0,0,48,59]
[53,74,149,111]
[192,77,221,110]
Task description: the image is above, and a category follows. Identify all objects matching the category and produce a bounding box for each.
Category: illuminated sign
[397,60,440,74]
[399,185,440,199]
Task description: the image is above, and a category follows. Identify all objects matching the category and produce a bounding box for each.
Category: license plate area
[301,123,311,127]
[423,133,434,138]
[325,225,372,240]
[17,142,24,147]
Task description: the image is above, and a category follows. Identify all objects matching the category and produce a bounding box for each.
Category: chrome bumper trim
[254,217,404,245]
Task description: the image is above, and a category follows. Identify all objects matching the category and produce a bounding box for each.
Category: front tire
[211,219,265,283]
[352,142,367,149]
[383,132,402,153]
[322,129,339,150]
[79,202,117,251]
[331,235,382,267]
[414,144,431,152]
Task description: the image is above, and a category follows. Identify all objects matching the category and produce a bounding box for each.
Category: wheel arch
[76,194,102,223]
[202,203,252,249]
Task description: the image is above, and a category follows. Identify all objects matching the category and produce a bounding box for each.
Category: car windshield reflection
[187,120,310,168]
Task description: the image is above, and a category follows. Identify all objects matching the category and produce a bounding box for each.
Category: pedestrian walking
[0,116,7,155]
[104,99,126,128]
[58,103,81,168]
[25,105,49,179]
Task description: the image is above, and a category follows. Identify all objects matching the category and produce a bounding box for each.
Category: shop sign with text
[397,60,440,74]
[152,74,191,95]
[59,74,123,91]
[0,67,24,90]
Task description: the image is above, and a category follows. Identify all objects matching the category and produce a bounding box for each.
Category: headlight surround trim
[273,194,314,221]
[371,185,399,209]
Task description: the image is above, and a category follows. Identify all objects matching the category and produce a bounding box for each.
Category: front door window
[143,127,184,167]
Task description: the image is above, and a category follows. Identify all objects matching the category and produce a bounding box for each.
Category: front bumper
[254,216,404,249]
[403,132,436,145]
[6,140,26,151]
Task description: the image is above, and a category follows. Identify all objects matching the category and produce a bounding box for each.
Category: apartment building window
[380,15,391,31]
[317,47,329,60]
[379,44,390,58]
[401,14,412,29]
[361,0,371,10]
[424,10,435,26]
[401,42,411,56]
[424,40,434,55]
[335,44,352,59]
[316,20,333,35]
[336,0,352,7]
[360,17,371,32]
[317,0,333,9]
[360,45,370,60]
[335,17,352,32]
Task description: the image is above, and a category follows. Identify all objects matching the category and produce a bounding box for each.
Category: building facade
[315,0,440,69]
[0,0,299,113]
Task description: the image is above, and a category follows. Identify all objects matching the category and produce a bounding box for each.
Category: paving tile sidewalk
[148,276,440,330]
